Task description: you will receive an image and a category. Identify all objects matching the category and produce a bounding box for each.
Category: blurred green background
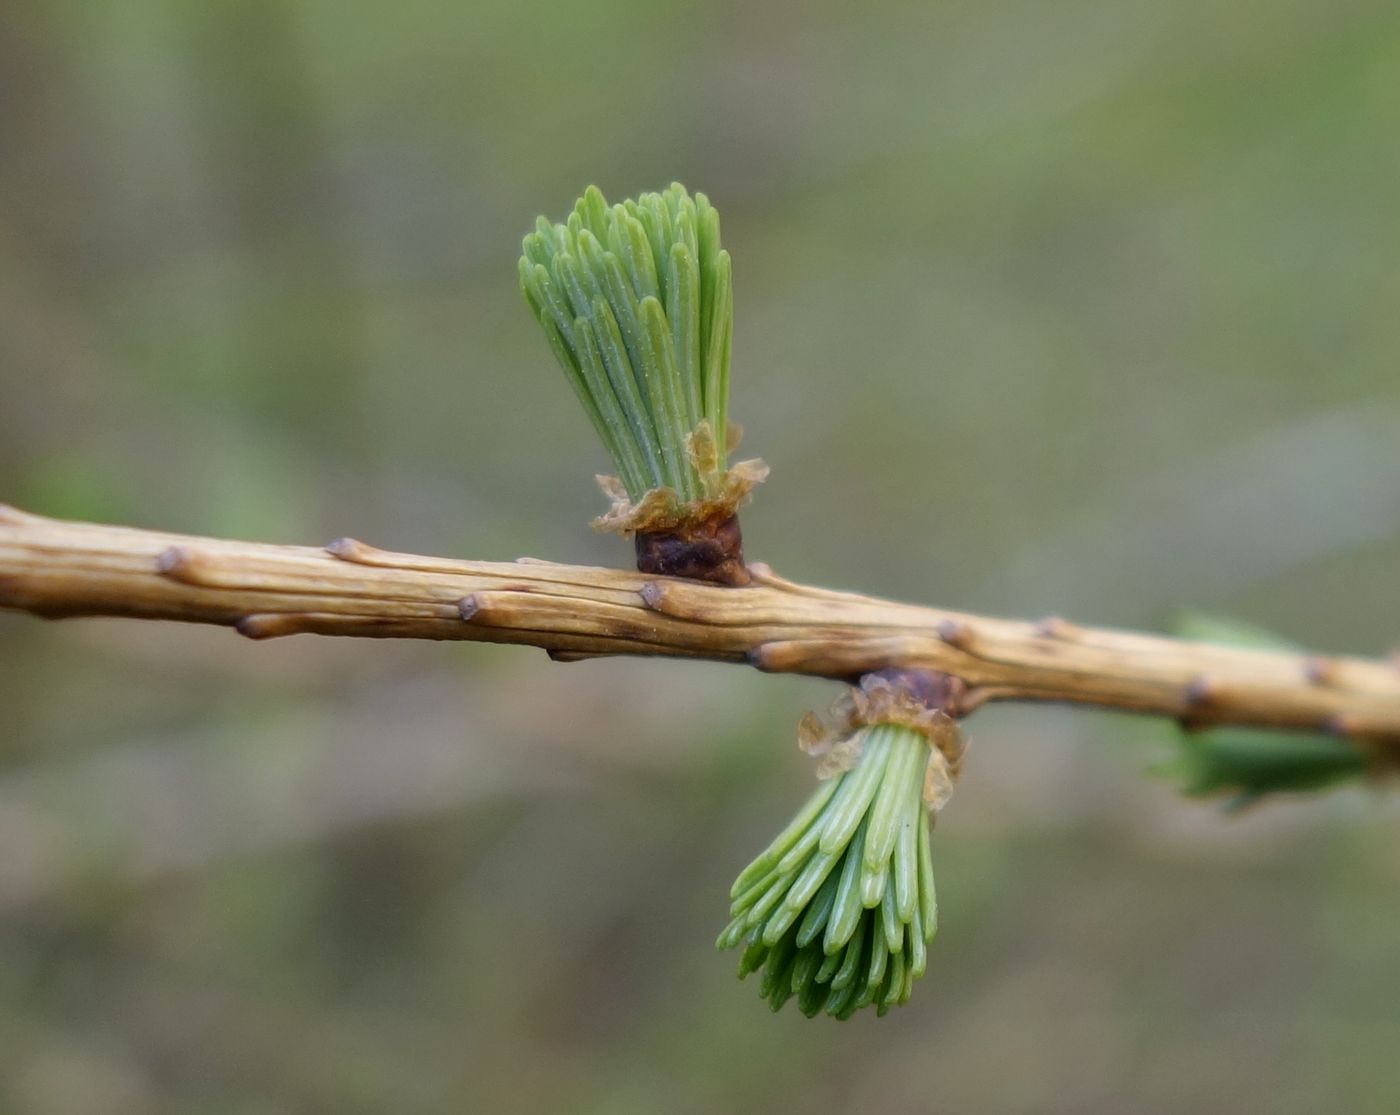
[2,0,1399,1111]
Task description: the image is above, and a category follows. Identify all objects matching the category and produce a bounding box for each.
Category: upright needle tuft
[520,185,766,584]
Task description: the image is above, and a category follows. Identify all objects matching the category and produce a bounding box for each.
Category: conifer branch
[9,180,1392,1020]
[4,504,1397,748]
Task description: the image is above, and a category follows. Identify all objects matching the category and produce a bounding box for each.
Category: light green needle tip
[519,184,734,501]
[720,723,937,1019]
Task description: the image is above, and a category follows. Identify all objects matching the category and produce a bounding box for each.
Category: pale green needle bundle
[717,723,938,1018]
[518,184,733,503]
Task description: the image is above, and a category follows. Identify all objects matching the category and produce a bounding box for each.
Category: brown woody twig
[2,504,1398,746]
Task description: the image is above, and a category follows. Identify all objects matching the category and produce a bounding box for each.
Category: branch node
[937,619,974,651]
[548,648,602,662]
[325,537,381,565]
[1185,675,1215,706]
[236,614,301,640]
[1035,615,1081,641]
[634,512,750,586]
[458,594,481,622]
[1304,655,1340,687]
[743,562,807,592]
[637,577,748,622]
[156,546,213,585]
[1325,713,1356,739]
[801,668,969,797]
[865,667,971,720]
[639,580,663,611]
[1179,675,1219,731]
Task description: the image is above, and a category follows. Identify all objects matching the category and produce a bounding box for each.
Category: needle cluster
[519,184,733,502]
[717,723,938,1018]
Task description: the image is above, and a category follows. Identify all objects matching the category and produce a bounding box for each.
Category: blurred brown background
[2,1,1399,1112]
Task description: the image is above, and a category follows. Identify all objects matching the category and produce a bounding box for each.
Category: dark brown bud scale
[634,512,750,586]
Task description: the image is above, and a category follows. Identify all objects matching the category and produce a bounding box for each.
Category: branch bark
[2,504,1398,743]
